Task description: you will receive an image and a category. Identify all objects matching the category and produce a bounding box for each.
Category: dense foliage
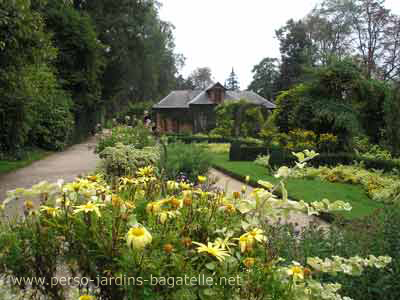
[163,143,211,183]
[248,0,400,156]
[95,123,156,154]
[212,100,270,138]
[0,0,181,158]
[269,60,391,150]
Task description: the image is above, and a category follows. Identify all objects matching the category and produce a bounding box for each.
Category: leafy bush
[163,143,211,182]
[318,133,339,153]
[98,143,160,178]
[262,129,339,153]
[95,122,156,153]
[286,129,317,151]
[352,135,394,161]
[0,150,389,300]
[206,143,230,154]
[29,89,74,151]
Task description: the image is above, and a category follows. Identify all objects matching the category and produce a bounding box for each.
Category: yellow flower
[126,226,152,250]
[24,200,34,210]
[136,166,154,177]
[146,201,162,214]
[179,181,192,190]
[111,195,123,207]
[79,295,95,300]
[237,235,254,253]
[73,201,105,217]
[158,211,180,224]
[40,206,60,217]
[245,176,250,183]
[287,263,304,280]
[219,203,236,214]
[236,228,267,253]
[246,228,267,243]
[197,176,206,184]
[159,212,168,224]
[192,241,231,262]
[213,237,236,252]
[167,180,180,191]
[119,177,136,187]
[124,201,136,210]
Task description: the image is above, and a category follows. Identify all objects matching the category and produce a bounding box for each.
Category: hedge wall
[230,144,400,172]
[166,134,262,146]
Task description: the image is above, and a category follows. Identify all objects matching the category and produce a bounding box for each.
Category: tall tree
[188,67,213,89]
[248,57,279,100]
[304,8,352,65]
[73,0,181,108]
[317,0,400,80]
[224,68,240,91]
[275,19,315,91]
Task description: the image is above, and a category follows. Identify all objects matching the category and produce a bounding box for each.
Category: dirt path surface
[209,168,328,229]
[0,137,100,215]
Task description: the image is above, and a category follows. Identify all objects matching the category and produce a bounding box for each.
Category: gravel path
[0,137,100,216]
[209,168,328,229]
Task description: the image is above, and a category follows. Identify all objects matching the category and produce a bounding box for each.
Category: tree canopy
[0,0,182,156]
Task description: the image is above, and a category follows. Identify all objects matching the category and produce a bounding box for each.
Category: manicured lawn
[211,152,384,220]
[0,149,50,175]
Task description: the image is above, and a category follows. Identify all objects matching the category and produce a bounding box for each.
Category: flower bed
[0,150,391,299]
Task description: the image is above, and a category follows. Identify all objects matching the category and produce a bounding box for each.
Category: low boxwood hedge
[230,144,400,172]
[166,134,263,146]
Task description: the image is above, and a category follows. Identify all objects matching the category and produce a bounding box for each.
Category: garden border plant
[0,148,391,300]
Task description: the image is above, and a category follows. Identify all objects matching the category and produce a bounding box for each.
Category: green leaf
[205,262,215,270]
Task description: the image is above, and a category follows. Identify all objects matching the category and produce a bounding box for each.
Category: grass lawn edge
[211,163,335,224]
[0,149,52,176]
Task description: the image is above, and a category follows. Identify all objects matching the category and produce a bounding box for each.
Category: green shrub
[206,143,230,154]
[163,143,211,182]
[29,90,74,151]
[99,143,160,178]
[318,133,339,153]
[95,122,156,153]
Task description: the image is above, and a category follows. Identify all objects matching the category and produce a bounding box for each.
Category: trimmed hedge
[166,134,263,146]
[230,144,400,172]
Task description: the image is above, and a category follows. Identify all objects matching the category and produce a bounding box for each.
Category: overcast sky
[159,0,400,89]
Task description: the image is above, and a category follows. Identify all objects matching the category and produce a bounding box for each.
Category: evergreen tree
[225,68,240,91]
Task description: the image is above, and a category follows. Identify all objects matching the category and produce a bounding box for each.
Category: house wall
[154,109,193,134]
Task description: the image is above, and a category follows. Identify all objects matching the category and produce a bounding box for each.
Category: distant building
[152,82,276,134]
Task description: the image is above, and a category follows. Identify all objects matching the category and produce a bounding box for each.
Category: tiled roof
[153,90,202,108]
[153,82,276,109]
